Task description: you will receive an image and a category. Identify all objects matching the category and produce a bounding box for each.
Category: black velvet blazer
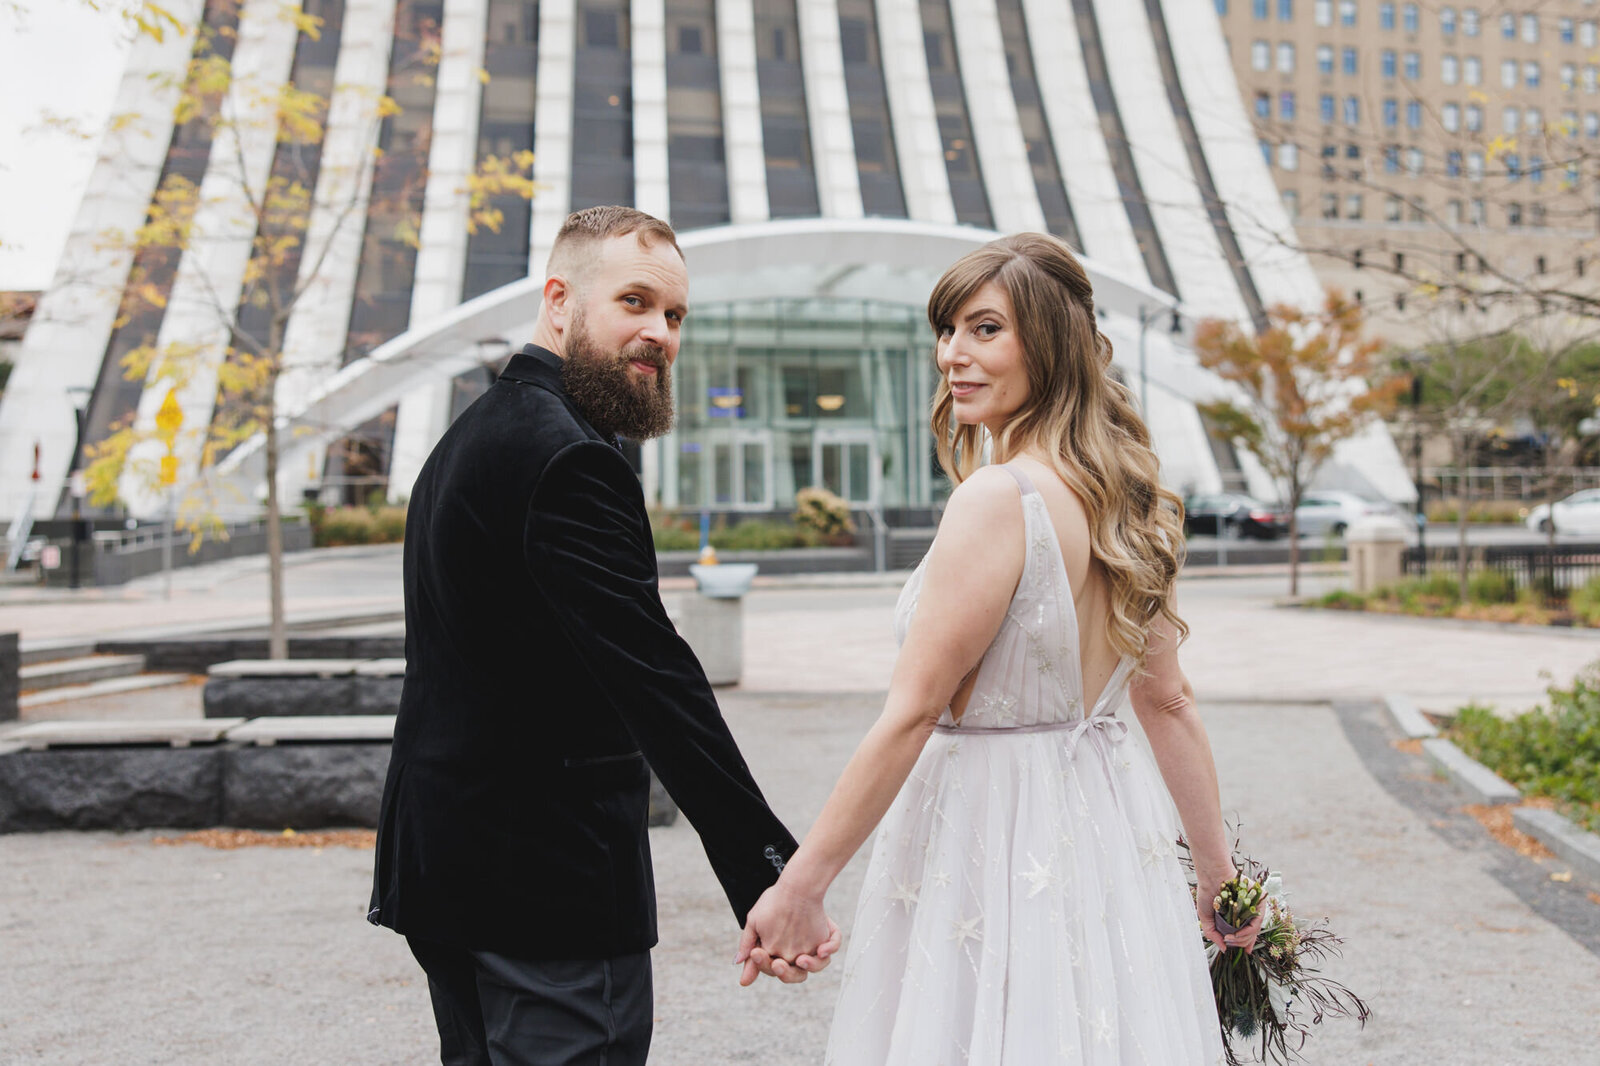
[368,345,796,959]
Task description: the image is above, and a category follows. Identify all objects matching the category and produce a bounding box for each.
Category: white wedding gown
[825,465,1226,1065]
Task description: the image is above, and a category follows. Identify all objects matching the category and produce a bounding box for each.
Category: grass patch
[1447,670,1600,835]
[1313,572,1600,628]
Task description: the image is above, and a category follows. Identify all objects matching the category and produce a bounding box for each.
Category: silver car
[1294,491,1400,537]
[1524,489,1600,535]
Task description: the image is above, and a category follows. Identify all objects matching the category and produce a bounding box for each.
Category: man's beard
[559,312,676,441]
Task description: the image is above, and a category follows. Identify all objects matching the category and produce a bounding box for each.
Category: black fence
[1402,542,1600,592]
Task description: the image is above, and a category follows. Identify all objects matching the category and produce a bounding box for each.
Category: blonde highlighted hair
[928,233,1188,662]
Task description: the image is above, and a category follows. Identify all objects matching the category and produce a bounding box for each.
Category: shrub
[1425,499,1530,524]
[1316,589,1367,610]
[1467,568,1516,605]
[311,505,407,547]
[1448,667,1600,834]
[648,508,701,552]
[711,519,809,551]
[794,486,856,542]
[1572,575,1600,627]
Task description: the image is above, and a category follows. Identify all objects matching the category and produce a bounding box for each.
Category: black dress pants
[407,937,652,1066]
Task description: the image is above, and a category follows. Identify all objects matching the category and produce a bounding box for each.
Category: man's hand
[734,881,842,986]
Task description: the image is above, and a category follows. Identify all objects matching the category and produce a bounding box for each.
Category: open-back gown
[824,465,1225,1065]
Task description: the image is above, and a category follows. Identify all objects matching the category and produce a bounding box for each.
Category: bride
[736,233,1260,1063]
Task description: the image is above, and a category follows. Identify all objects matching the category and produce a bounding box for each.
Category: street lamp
[1136,305,1185,418]
[64,385,92,590]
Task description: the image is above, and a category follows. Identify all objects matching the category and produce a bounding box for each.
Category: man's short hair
[546,206,683,286]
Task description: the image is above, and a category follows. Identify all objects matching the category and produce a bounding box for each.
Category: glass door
[710,429,773,509]
[813,429,878,505]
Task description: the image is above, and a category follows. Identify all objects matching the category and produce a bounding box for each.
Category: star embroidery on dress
[886,879,921,913]
[949,914,983,946]
[944,741,963,759]
[1018,853,1058,899]
[930,869,953,888]
[978,691,1018,723]
[1088,1007,1115,1045]
[1137,833,1175,869]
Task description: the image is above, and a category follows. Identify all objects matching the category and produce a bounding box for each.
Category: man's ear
[543,274,573,334]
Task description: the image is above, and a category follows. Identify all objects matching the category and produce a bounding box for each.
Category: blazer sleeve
[523,440,797,924]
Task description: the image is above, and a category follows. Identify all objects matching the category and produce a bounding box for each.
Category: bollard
[1346,517,1410,593]
[0,632,17,723]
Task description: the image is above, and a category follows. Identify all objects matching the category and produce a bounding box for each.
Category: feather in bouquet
[1178,836,1370,1065]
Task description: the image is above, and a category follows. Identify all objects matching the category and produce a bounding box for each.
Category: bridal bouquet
[1179,838,1370,1066]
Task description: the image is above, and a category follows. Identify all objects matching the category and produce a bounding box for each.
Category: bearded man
[369,206,836,1066]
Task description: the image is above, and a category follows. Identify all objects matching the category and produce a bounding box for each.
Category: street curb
[1422,738,1522,805]
[1512,807,1600,889]
[1383,692,1438,738]
[1383,693,1600,886]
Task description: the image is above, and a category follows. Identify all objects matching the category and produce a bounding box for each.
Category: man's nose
[639,312,670,348]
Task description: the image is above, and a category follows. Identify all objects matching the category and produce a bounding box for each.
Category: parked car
[1294,491,1400,537]
[1524,488,1600,535]
[1182,494,1290,539]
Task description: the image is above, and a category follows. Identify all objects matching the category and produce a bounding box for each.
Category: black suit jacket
[368,345,796,959]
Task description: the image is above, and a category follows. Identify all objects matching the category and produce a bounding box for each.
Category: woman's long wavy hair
[928,232,1188,661]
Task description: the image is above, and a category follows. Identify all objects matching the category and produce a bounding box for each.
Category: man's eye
[623,295,642,307]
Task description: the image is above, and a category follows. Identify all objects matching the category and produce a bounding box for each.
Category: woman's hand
[734,881,842,986]
[1196,868,1263,954]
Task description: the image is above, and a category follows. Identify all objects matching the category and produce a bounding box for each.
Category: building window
[1407,100,1422,129]
[1525,62,1540,89]
[1314,0,1331,27]
[1278,0,1293,19]
[1381,49,1397,78]
[1379,2,1395,30]
[1584,21,1598,48]
[1345,141,1361,158]
[1465,104,1482,131]
[1383,98,1399,127]
[1343,46,1358,75]
[1282,188,1300,218]
[1345,192,1363,218]
[1531,204,1545,227]
[1385,194,1403,221]
[1321,191,1339,218]
[1500,12,1514,39]
[1507,201,1522,226]
[1521,13,1538,43]
[1467,149,1484,179]
[1501,59,1518,89]
[1252,39,1271,70]
[1586,65,1598,93]
[1403,4,1418,33]
[1462,8,1478,37]
[1256,91,1272,119]
[996,0,1068,236]
[1563,108,1578,135]
[1441,6,1457,35]
[1279,142,1299,170]
[1447,199,1462,224]
[1404,52,1420,79]
[1442,54,1459,84]
[1384,144,1401,172]
[1587,111,1600,138]
[1407,146,1423,174]
[1464,56,1481,85]
[1253,0,1268,17]
[1320,93,1336,122]
[1278,41,1296,72]
[1344,95,1360,125]
[1506,153,1521,181]
[756,0,823,218]
[1281,90,1297,119]
[1561,17,1575,44]
[920,0,991,227]
[1470,198,1485,224]
[1443,103,1460,132]
[1446,149,1461,175]
[1563,63,1577,91]
[1259,139,1273,165]
[1215,0,1227,12]
[1339,0,1355,27]
[1525,106,1541,132]
[1530,156,1543,184]
[1503,106,1519,134]
[1317,44,1334,74]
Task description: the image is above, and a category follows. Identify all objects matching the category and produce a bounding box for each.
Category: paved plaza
[3,546,1600,1063]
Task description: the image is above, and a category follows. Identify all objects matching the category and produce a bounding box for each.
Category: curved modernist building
[0,0,1413,525]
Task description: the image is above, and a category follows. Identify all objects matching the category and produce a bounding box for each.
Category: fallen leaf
[1550,871,1574,883]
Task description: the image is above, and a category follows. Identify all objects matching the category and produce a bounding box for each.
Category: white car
[1524,489,1600,535]
[1294,491,1400,537]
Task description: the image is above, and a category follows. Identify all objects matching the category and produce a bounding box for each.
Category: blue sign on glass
[707,386,744,419]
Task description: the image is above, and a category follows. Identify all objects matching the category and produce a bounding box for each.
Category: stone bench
[0,715,678,832]
[203,658,405,718]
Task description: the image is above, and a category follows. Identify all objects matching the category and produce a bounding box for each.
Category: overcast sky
[0,1,134,291]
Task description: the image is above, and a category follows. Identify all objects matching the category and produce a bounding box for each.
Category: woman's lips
[950,382,981,397]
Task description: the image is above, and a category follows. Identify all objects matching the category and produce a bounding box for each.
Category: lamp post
[65,385,92,590]
[1136,305,1185,418]
[1406,356,1427,556]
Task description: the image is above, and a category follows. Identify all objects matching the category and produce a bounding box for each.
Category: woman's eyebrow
[961,305,1006,322]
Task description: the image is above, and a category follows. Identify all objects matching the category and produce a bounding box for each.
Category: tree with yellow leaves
[75,1,535,656]
[1194,292,1407,596]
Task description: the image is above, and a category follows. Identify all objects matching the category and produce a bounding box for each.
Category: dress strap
[998,463,1037,496]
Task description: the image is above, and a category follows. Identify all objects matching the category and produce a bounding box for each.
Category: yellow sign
[155,390,183,441]
[159,454,178,486]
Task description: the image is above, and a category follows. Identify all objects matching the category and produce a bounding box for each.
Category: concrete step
[19,638,98,667]
[19,672,192,710]
[19,655,148,693]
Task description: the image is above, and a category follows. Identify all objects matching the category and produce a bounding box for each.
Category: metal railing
[1403,542,1600,591]
[1422,466,1600,502]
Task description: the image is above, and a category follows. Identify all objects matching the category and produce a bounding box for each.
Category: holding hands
[734,880,842,986]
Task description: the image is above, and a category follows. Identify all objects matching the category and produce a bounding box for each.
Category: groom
[369,206,835,1066]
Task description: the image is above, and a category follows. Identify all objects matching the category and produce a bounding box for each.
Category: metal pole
[163,489,174,600]
[1138,307,1150,417]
